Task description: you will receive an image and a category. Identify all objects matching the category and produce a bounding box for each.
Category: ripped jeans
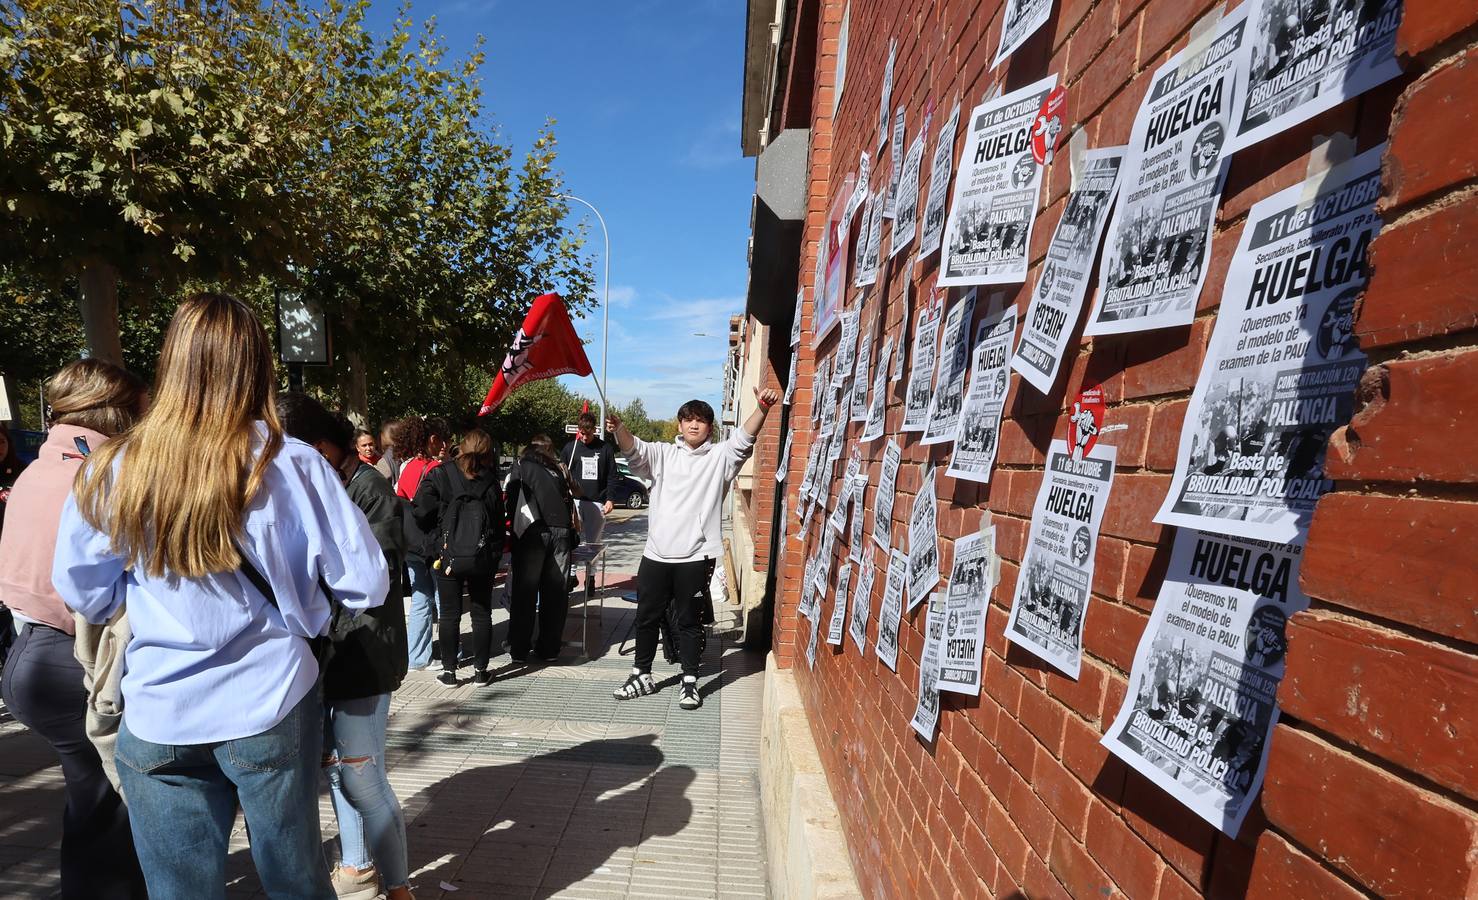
[322,693,408,889]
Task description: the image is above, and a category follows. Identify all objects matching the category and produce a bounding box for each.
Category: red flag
[478,292,592,415]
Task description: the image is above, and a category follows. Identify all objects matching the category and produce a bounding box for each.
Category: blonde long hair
[74,293,284,578]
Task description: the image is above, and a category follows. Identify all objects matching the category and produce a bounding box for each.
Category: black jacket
[561,437,619,504]
[412,460,506,574]
[324,462,408,702]
[506,455,576,533]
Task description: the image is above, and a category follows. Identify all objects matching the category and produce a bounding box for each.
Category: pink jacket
[0,424,111,634]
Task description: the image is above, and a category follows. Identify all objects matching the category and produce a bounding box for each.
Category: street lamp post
[555,193,610,432]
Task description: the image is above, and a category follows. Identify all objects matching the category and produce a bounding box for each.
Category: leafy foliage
[0,0,593,423]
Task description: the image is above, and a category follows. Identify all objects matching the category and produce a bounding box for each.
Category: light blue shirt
[52,431,388,745]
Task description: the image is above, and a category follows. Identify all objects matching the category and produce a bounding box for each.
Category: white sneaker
[331,865,379,900]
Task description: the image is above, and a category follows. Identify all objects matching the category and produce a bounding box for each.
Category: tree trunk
[343,346,369,429]
[77,261,124,365]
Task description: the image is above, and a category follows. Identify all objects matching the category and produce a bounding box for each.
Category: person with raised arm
[608,386,780,710]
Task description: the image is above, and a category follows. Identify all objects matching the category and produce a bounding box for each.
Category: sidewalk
[0,510,770,899]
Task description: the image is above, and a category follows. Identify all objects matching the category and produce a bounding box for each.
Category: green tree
[477,378,592,453]
[0,0,347,362]
[297,4,591,422]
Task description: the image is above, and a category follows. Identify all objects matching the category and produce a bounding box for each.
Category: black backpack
[436,464,498,577]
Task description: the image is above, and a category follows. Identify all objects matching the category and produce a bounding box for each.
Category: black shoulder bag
[237,550,336,670]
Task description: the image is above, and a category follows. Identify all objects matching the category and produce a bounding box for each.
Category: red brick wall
[756,0,1478,897]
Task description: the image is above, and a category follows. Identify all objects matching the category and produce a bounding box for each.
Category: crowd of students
[0,291,780,899]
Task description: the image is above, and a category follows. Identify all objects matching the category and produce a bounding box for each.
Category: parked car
[610,473,648,509]
[615,455,650,489]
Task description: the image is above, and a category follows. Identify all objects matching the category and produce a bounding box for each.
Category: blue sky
[362,0,753,418]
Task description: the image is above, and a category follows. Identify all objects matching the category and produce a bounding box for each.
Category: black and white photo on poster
[872,439,902,550]
[948,303,1017,483]
[907,466,940,610]
[920,101,962,259]
[1155,146,1379,543]
[834,309,861,387]
[861,337,892,443]
[902,292,943,432]
[790,287,804,347]
[1013,146,1128,395]
[849,473,868,563]
[826,562,852,646]
[875,548,909,670]
[890,128,928,257]
[923,288,979,445]
[805,610,821,668]
[885,107,907,217]
[1103,529,1309,836]
[1005,440,1117,678]
[940,74,1058,287]
[856,188,886,287]
[848,550,877,652]
[910,592,947,742]
[1087,6,1248,335]
[936,529,995,696]
[1231,0,1402,152]
[878,38,896,151]
[992,0,1053,69]
[776,429,793,483]
[850,327,873,422]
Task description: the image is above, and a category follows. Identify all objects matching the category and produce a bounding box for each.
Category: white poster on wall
[1012,146,1127,395]
[947,305,1017,484]
[889,129,928,257]
[1004,439,1117,678]
[1103,529,1310,836]
[919,101,962,259]
[1086,6,1249,335]
[992,0,1053,69]
[872,439,902,550]
[910,593,947,742]
[875,547,909,671]
[922,289,978,445]
[939,74,1058,287]
[901,297,942,432]
[1154,146,1379,544]
[935,530,995,696]
[1230,0,1402,153]
[907,466,940,609]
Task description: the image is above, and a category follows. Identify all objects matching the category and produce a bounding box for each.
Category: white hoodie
[625,427,756,563]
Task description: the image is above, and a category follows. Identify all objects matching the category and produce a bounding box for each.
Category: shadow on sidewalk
[224,736,695,898]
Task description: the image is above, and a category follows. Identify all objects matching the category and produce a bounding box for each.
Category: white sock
[683,675,697,684]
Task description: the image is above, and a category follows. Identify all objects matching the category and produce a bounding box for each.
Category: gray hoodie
[625,427,757,563]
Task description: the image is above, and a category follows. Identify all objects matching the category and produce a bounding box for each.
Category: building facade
[734,0,1478,897]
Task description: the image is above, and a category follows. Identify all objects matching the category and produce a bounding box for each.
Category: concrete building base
[759,654,862,900]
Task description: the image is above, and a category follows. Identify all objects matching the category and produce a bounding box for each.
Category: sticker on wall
[1030,85,1067,165]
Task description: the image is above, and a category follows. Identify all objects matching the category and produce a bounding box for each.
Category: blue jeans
[322,693,408,889]
[406,554,438,668]
[115,689,332,900]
